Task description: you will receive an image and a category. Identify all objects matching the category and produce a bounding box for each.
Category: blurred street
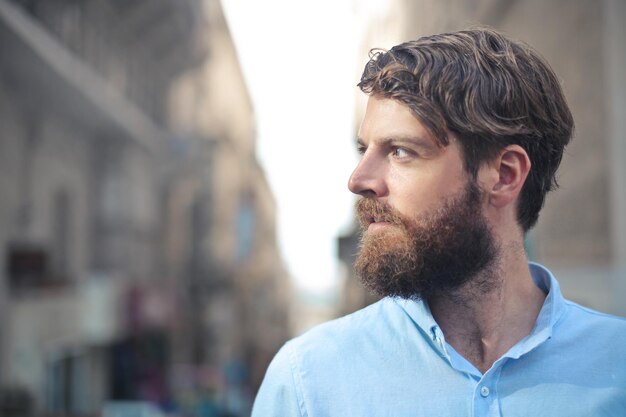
[0,0,291,415]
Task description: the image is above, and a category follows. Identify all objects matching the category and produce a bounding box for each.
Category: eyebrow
[357,135,438,149]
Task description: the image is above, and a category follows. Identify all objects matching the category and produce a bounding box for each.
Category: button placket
[473,366,503,417]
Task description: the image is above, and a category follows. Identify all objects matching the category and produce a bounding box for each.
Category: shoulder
[532,262,626,344]
[270,296,413,379]
[252,298,404,417]
[289,297,405,357]
[251,341,303,417]
[556,300,626,356]
[560,300,626,330]
[267,296,402,356]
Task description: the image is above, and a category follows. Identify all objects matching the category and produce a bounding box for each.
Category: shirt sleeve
[251,342,305,417]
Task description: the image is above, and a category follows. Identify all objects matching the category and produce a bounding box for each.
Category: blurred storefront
[0,0,291,415]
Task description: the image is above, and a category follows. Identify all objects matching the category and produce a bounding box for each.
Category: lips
[357,198,397,230]
[365,212,380,224]
[361,211,382,226]
[368,219,392,231]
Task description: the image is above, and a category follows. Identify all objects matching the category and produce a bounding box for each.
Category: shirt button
[435,337,443,349]
[480,386,490,397]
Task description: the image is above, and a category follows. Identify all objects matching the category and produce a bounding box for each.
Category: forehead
[358,96,437,145]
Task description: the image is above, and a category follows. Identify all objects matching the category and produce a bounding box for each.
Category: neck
[427,240,546,374]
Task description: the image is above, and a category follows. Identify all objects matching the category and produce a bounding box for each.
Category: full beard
[354,181,499,301]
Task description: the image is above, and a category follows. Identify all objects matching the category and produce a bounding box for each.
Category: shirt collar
[394,262,567,356]
[509,261,566,357]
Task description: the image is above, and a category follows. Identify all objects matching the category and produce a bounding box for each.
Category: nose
[348,152,388,198]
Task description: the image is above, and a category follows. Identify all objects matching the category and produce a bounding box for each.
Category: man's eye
[357,145,367,155]
[391,147,411,158]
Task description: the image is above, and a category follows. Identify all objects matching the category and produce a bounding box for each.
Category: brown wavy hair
[358,28,574,232]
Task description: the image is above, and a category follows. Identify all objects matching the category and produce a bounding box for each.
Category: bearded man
[252,28,626,416]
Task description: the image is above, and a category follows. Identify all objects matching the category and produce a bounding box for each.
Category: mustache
[356,198,405,229]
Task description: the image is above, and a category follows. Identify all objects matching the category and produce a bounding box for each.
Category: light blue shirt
[252,263,626,416]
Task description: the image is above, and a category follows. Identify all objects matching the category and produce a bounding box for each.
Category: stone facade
[0,0,290,415]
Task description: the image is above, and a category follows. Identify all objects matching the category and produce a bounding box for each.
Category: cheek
[387,171,431,217]
[390,173,466,218]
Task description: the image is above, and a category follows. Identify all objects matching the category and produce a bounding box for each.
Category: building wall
[166,0,292,393]
[0,0,291,415]
[0,70,122,415]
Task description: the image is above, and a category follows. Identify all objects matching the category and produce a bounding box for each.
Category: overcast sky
[221,0,363,298]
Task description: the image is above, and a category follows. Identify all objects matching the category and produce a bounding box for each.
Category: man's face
[348,96,498,299]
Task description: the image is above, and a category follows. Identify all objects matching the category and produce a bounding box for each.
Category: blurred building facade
[340,0,626,316]
[0,0,291,415]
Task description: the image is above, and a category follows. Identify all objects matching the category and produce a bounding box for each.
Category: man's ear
[485,145,531,208]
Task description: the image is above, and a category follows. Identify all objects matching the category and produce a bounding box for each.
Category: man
[252,28,626,416]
